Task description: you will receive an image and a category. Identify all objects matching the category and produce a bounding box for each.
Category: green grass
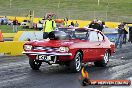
[0,0,132,33]
[0,0,132,21]
[0,25,35,33]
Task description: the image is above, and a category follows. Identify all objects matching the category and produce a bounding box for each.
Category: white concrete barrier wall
[15,31,43,41]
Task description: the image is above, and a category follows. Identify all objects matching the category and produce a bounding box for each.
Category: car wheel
[94,51,110,67]
[70,52,82,72]
[29,58,42,70]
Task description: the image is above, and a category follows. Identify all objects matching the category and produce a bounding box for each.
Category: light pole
[98,0,100,6]
[58,1,60,8]
[106,0,109,21]
[10,0,12,8]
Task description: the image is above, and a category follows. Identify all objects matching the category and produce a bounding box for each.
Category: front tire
[29,58,42,70]
[70,52,82,73]
[94,51,110,67]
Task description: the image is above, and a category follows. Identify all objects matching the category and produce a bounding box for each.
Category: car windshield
[56,28,88,40]
[74,29,88,39]
[56,28,73,32]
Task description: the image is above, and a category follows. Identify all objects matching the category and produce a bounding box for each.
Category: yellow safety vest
[44,20,56,32]
[64,21,67,27]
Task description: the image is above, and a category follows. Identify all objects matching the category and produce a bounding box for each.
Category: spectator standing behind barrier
[12,17,18,32]
[63,17,68,27]
[74,21,79,27]
[3,16,8,25]
[97,20,104,32]
[115,24,125,48]
[89,19,100,30]
[41,17,46,24]
[43,15,56,39]
[1,17,4,25]
[71,21,74,27]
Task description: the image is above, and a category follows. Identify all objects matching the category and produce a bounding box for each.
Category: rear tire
[69,52,82,73]
[29,58,42,70]
[94,51,110,67]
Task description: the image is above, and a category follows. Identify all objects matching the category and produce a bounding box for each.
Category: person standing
[123,27,128,44]
[63,18,68,27]
[89,19,100,30]
[70,21,74,27]
[43,15,56,39]
[12,17,18,32]
[3,16,8,25]
[122,23,128,44]
[115,24,125,48]
[128,26,132,43]
[74,21,79,27]
[97,20,104,32]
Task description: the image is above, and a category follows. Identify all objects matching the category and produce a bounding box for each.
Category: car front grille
[33,46,59,52]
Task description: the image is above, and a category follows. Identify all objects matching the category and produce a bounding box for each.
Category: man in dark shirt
[115,24,125,48]
[123,28,128,44]
[129,26,132,43]
[12,17,18,32]
[89,19,100,31]
[71,21,74,27]
[97,20,104,32]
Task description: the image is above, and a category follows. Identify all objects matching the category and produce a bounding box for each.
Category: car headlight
[24,45,32,50]
[59,47,69,52]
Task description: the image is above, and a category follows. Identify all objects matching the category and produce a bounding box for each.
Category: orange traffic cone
[0,30,3,42]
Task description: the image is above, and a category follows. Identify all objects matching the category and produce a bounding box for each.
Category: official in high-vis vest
[43,15,56,39]
[63,19,67,27]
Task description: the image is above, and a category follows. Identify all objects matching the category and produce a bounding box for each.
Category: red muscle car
[22,27,115,72]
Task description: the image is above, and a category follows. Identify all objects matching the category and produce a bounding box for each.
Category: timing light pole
[10,0,12,8]
[58,1,60,8]
[98,0,100,6]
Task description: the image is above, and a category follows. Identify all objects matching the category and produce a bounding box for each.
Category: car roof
[76,27,100,32]
[58,27,77,29]
[58,27,101,33]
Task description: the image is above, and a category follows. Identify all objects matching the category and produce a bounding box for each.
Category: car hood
[25,39,84,47]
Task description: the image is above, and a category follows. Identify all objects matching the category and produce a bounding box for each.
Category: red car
[22,27,115,72]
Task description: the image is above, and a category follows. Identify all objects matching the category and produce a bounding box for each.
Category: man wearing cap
[115,24,125,48]
[97,20,104,32]
[43,15,56,39]
[89,19,100,30]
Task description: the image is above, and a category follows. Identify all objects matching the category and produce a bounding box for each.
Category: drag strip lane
[0,43,132,88]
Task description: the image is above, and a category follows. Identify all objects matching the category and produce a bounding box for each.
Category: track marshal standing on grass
[43,15,56,39]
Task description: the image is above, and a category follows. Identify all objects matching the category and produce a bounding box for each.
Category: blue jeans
[43,32,49,39]
[123,34,127,44]
[13,25,18,32]
[115,34,124,48]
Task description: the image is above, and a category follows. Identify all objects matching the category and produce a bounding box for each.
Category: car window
[73,29,89,40]
[74,31,87,40]
[98,32,104,41]
[56,28,88,40]
[88,31,98,42]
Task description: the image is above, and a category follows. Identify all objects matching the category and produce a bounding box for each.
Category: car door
[87,31,101,60]
[97,32,106,59]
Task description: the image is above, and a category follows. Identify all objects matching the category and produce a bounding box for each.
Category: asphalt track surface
[0,43,132,88]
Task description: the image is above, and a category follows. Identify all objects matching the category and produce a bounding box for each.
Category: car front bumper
[22,51,72,56]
